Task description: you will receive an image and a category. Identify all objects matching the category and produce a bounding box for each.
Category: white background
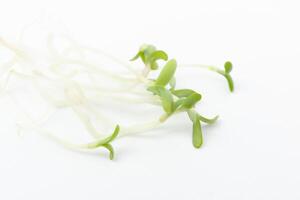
[1,0,300,199]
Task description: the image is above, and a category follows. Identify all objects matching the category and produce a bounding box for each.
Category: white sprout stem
[179,64,221,73]
[61,43,86,61]
[31,69,143,108]
[1,68,36,96]
[87,93,160,106]
[119,120,162,137]
[0,59,16,76]
[142,66,151,77]
[85,68,140,89]
[78,46,148,83]
[80,83,150,96]
[71,105,103,138]
[79,46,137,73]
[119,113,171,137]
[63,81,113,139]
[17,121,94,150]
[84,71,142,92]
[84,103,115,128]
[8,92,56,130]
[31,73,71,108]
[0,38,26,58]
[16,112,167,151]
[0,68,14,94]
[50,59,137,83]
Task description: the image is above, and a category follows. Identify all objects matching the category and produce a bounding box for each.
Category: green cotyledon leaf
[161,92,174,114]
[174,98,185,110]
[198,114,219,124]
[130,44,156,63]
[147,85,162,95]
[181,93,202,109]
[130,45,169,71]
[188,110,218,124]
[149,50,168,62]
[224,61,233,73]
[173,91,202,111]
[207,61,234,92]
[147,85,174,114]
[147,50,168,70]
[192,119,203,148]
[140,44,156,64]
[130,51,141,61]
[171,89,197,98]
[155,59,177,86]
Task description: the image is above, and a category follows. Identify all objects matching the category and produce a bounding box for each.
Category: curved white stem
[120,120,162,137]
[179,64,221,73]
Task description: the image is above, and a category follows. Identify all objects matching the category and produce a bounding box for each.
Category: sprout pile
[0,35,234,160]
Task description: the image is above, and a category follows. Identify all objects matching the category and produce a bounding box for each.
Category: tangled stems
[1,37,234,160]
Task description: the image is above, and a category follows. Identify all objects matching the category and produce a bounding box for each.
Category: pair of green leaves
[147,59,202,114]
[130,44,168,70]
[171,89,202,110]
[146,59,178,114]
[86,125,120,160]
[187,110,219,148]
[148,86,203,114]
[187,110,202,148]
